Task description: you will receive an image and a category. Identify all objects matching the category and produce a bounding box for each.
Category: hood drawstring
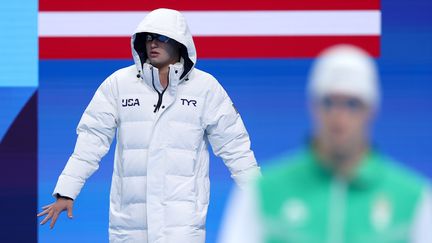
[151,67,169,113]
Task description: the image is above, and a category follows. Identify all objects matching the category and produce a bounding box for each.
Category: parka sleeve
[52,75,118,200]
[204,80,261,189]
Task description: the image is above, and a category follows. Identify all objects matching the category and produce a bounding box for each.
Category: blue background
[37,1,432,242]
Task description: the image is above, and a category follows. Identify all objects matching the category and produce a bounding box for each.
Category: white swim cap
[308,44,380,106]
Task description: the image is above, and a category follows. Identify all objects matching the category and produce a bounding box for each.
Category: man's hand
[37,197,74,229]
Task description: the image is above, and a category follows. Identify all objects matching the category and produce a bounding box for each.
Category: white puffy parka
[52,8,260,243]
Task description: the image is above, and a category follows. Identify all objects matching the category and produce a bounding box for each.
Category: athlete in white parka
[37,8,260,242]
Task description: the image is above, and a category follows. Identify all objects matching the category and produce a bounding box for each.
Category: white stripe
[39,11,381,37]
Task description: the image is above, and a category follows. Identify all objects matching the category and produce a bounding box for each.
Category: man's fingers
[67,205,73,219]
[40,210,53,225]
[50,211,59,229]
[42,203,54,210]
[37,208,50,217]
[39,201,74,228]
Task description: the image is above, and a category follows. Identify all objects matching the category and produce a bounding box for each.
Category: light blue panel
[0,1,38,87]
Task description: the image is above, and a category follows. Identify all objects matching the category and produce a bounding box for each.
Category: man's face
[312,94,373,154]
[145,33,180,69]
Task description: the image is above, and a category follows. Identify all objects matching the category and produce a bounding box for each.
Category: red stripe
[39,36,380,59]
[39,0,380,11]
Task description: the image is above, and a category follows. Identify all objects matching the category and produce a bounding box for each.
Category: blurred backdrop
[0,0,431,242]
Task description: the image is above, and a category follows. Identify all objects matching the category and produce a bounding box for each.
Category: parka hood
[131,8,197,80]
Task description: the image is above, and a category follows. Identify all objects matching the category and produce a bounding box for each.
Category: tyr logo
[122,98,140,107]
[181,98,197,107]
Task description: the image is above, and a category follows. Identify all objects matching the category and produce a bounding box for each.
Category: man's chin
[327,139,352,152]
[150,59,169,68]
[149,60,162,68]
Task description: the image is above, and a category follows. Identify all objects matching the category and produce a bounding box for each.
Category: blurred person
[37,8,260,243]
[218,45,432,243]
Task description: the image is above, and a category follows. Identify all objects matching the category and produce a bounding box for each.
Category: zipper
[151,66,169,113]
[328,177,347,243]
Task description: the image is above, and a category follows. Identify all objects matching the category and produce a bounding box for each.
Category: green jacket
[218,148,432,243]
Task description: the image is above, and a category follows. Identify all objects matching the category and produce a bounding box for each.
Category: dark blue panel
[0,87,36,141]
[0,91,37,243]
